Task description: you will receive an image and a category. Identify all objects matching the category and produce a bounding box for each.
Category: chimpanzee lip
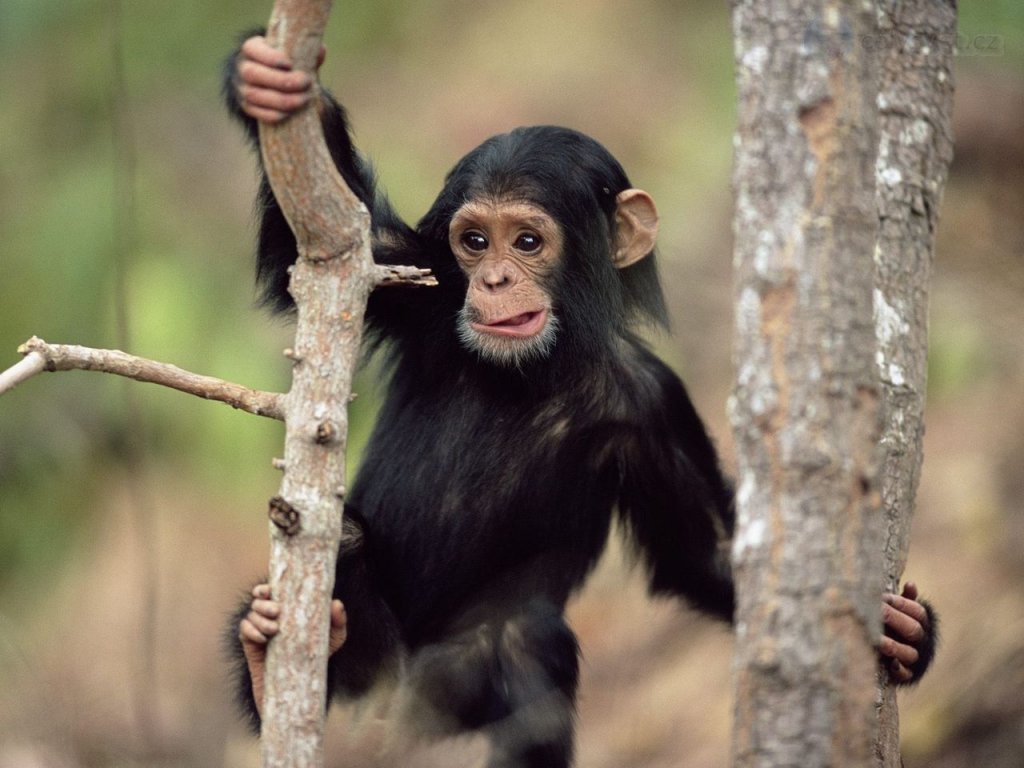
[471,309,548,338]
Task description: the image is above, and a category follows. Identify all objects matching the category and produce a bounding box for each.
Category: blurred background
[0,1,1021,766]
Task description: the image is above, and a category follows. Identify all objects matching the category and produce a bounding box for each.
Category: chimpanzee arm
[222,33,424,318]
[616,354,735,623]
[619,354,939,684]
[226,588,269,733]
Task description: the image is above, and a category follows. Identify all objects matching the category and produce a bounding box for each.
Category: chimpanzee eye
[461,231,489,252]
[514,232,543,253]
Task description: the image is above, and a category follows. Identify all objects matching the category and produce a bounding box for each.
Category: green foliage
[0,0,420,598]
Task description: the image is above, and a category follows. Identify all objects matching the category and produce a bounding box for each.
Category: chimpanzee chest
[348,380,623,628]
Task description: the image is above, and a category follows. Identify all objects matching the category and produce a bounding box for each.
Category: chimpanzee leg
[486,602,580,768]
[405,599,579,768]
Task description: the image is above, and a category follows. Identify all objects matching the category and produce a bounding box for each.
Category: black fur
[222,37,931,766]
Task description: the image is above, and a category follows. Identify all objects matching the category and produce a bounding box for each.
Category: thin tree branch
[0,350,48,394]
[0,261,433,401]
[374,263,437,287]
[0,336,285,420]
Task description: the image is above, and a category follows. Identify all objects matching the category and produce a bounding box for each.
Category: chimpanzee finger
[237,84,313,124]
[250,598,280,620]
[245,608,280,639]
[882,599,926,645]
[887,657,915,684]
[330,600,346,628]
[237,59,314,94]
[245,85,313,111]
[883,592,930,632]
[241,35,293,71]
[251,583,272,600]
[328,600,347,655]
[239,616,270,645]
[239,85,311,121]
[901,582,920,602]
[879,633,920,667]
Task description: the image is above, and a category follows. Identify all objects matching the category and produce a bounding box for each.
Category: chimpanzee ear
[612,189,659,269]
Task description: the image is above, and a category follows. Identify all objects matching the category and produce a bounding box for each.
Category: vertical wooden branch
[729,2,884,766]
[256,1,373,766]
[871,2,956,764]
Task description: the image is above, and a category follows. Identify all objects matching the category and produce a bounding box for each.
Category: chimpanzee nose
[480,263,515,292]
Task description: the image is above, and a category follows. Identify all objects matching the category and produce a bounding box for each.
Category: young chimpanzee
[224,34,936,767]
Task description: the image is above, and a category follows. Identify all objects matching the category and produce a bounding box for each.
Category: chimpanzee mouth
[471,309,548,338]
[457,306,560,367]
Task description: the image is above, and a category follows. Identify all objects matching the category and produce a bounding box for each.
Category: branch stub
[268,495,301,536]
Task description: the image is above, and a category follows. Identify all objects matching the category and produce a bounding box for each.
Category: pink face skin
[449,198,564,365]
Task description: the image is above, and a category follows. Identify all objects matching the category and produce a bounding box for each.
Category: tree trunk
[256,1,375,766]
[871,2,956,764]
[729,2,884,766]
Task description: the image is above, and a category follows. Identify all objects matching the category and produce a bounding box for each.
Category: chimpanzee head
[418,126,668,367]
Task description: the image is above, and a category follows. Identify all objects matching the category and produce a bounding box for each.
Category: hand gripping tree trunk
[252,2,363,766]
[253,2,430,765]
[729,2,884,766]
[729,2,956,766]
[871,2,955,765]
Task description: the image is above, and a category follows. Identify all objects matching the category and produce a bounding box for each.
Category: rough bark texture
[256,1,374,766]
[871,2,956,764]
[729,2,884,766]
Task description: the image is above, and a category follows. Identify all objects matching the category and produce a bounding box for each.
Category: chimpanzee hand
[233,35,326,124]
[238,583,348,717]
[879,581,938,685]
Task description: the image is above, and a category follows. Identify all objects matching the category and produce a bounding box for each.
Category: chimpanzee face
[448,189,659,367]
[449,197,565,367]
